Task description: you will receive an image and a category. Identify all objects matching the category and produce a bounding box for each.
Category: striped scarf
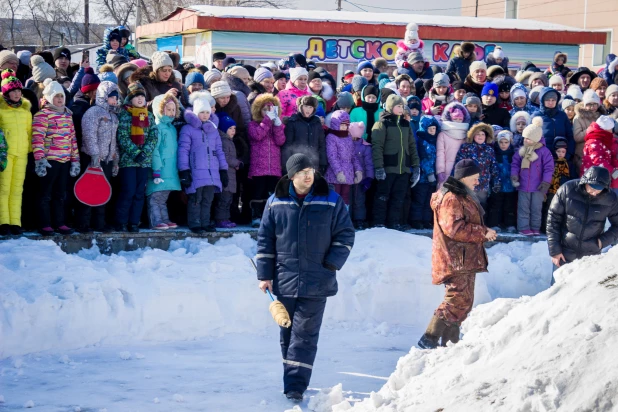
[126,105,149,145]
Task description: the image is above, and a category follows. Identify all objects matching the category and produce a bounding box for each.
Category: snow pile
[349,245,618,411]
[1,230,550,358]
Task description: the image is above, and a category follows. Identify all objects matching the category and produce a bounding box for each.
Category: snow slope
[0,230,551,359]
[348,245,618,412]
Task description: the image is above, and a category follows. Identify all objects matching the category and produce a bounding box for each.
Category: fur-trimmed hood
[0,96,32,112]
[251,93,282,122]
[442,101,471,123]
[153,92,180,122]
[222,72,251,97]
[574,101,606,121]
[554,52,568,65]
[510,110,531,133]
[467,122,494,143]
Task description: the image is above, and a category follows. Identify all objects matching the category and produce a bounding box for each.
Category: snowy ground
[0,230,554,411]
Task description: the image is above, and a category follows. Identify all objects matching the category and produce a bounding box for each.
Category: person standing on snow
[546,166,618,284]
[418,159,497,349]
[256,153,355,402]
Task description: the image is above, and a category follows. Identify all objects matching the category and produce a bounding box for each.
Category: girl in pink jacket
[436,102,471,186]
[276,67,311,119]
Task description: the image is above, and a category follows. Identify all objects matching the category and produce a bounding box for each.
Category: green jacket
[349,106,382,141]
[371,111,420,175]
[117,108,158,168]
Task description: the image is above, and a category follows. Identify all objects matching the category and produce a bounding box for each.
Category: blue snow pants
[278,297,327,394]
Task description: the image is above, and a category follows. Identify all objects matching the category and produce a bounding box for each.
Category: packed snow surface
[0,229,556,410]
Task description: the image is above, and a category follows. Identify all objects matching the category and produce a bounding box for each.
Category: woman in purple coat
[324,110,363,205]
[177,92,228,234]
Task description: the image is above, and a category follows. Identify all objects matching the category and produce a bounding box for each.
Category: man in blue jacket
[256,153,355,402]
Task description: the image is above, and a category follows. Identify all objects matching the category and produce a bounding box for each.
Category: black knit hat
[454,159,482,180]
[286,153,314,178]
[452,80,465,91]
[213,52,226,61]
[53,47,71,62]
[274,72,288,81]
[308,70,321,82]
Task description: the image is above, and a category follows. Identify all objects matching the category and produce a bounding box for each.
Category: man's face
[292,168,315,191]
[461,173,480,190]
[412,61,424,74]
[585,184,603,197]
[544,97,557,109]
[579,74,591,89]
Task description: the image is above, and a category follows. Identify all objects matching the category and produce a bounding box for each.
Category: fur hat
[492,46,504,59]
[125,81,146,104]
[554,52,567,64]
[515,70,535,86]
[467,122,494,143]
[218,113,236,133]
[407,51,425,65]
[522,117,544,143]
[566,85,583,100]
[385,94,405,113]
[405,22,419,43]
[98,65,118,84]
[469,60,487,73]
[42,78,65,105]
[1,69,22,96]
[0,50,19,68]
[481,82,498,97]
[166,52,181,69]
[460,42,476,55]
[453,159,482,180]
[296,95,318,116]
[561,97,576,110]
[251,93,281,122]
[452,80,465,91]
[151,51,174,72]
[190,91,213,115]
[583,89,601,106]
[590,77,608,91]
[487,65,505,79]
[254,67,274,83]
[433,72,450,88]
[352,75,368,93]
[510,111,531,133]
[289,67,308,84]
[596,115,615,131]
[210,80,232,99]
[497,130,513,142]
[31,55,56,83]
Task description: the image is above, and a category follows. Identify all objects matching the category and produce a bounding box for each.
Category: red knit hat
[80,67,101,94]
[1,69,22,96]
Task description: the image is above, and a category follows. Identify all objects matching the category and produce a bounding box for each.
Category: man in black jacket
[256,154,355,402]
[547,166,618,279]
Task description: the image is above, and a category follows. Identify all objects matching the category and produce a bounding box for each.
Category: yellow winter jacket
[0,98,33,156]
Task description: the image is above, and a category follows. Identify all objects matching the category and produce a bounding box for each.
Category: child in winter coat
[96,28,129,70]
[349,85,382,142]
[145,92,181,230]
[497,81,513,111]
[177,92,228,234]
[510,117,554,236]
[562,98,577,124]
[0,69,32,236]
[248,93,286,227]
[545,52,571,79]
[325,110,363,206]
[581,116,618,188]
[372,95,420,229]
[509,83,534,116]
[436,102,471,185]
[277,67,312,119]
[349,121,373,229]
[541,137,575,233]
[216,114,242,228]
[510,111,531,150]
[115,81,158,233]
[281,95,327,174]
[409,115,440,229]
[32,79,80,236]
[445,42,476,82]
[407,95,422,135]
[395,22,424,70]
[487,130,517,232]
[78,81,120,232]
[455,122,501,210]
[481,83,511,128]
[422,73,454,117]
[463,94,482,126]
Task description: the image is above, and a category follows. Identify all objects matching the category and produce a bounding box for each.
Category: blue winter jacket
[494,143,515,193]
[417,116,440,184]
[256,176,355,298]
[530,87,575,160]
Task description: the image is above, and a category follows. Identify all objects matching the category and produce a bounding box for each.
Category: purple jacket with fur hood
[325,111,362,185]
[178,109,228,194]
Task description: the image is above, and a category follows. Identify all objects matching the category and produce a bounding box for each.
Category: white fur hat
[405,22,419,42]
[151,51,174,72]
[42,78,65,105]
[190,91,212,115]
[596,115,615,131]
[583,89,601,106]
[492,46,504,59]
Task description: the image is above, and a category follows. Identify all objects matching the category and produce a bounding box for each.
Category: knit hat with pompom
[1,69,23,97]
[31,54,56,83]
[523,116,544,143]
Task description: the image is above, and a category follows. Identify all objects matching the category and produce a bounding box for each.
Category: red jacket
[582,122,618,188]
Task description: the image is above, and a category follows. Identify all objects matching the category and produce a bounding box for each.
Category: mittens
[511,175,520,188]
[35,158,52,177]
[427,173,436,183]
[179,170,192,188]
[354,171,363,184]
[153,178,164,184]
[134,151,147,164]
[336,172,346,184]
[90,155,100,168]
[537,181,551,194]
[69,162,80,178]
[220,169,229,189]
[375,168,386,181]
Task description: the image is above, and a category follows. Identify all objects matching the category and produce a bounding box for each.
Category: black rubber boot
[418,316,449,349]
[285,391,303,402]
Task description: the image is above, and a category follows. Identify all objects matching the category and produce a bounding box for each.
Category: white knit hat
[566,85,583,100]
[151,51,174,72]
[511,88,526,100]
[523,117,544,143]
[210,80,232,99]
[469,60,487,73]
[289,67,308,84]
[583,89,601,106]
[42,78,65,106]
[204,68,222,86]
[190,91,212,115]
[549,74,564,87]
[31,55,56,83]
[596,115,615,131]
[492,46,504,59]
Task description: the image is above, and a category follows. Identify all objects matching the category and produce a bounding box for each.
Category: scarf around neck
[362,101,379,142]
[519,142,543,169]
[3,96,22,108]
[126,105,149,145]
[328,129,350,138]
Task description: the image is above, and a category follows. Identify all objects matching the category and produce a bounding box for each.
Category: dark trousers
[409,182,436,224]
[486,191,517,228]
[115,167,149,225]
[333,184,351,205]
[214,190,234,221]
[251,175,279,219]
[541,193,554,234]
[349,183,367,221]
[231,168,252,224]
[373,173,409,227]
[187,185,215,229]
[75,156,114,230]
[278,297,327,394]
[38,160,70,228]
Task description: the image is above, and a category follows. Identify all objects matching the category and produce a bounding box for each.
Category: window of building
[506,0,518,19]
[593,31,612,66]
[183,35,196,62]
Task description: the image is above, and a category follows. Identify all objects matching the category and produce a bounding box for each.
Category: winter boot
[285,391,303,402]
[9,225,23,235]
[441,323,461,347]
[409,220,423,230]
[127,224,139,233]
[203,224,217,232]
[0,224,10,236]
[56,225,74,235]
[39,227,55,237]
[418,316,449,349]
[190,227,205,234]
[354,220,367,230]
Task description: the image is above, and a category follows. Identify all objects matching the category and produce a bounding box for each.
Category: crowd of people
[1,23,618,237]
